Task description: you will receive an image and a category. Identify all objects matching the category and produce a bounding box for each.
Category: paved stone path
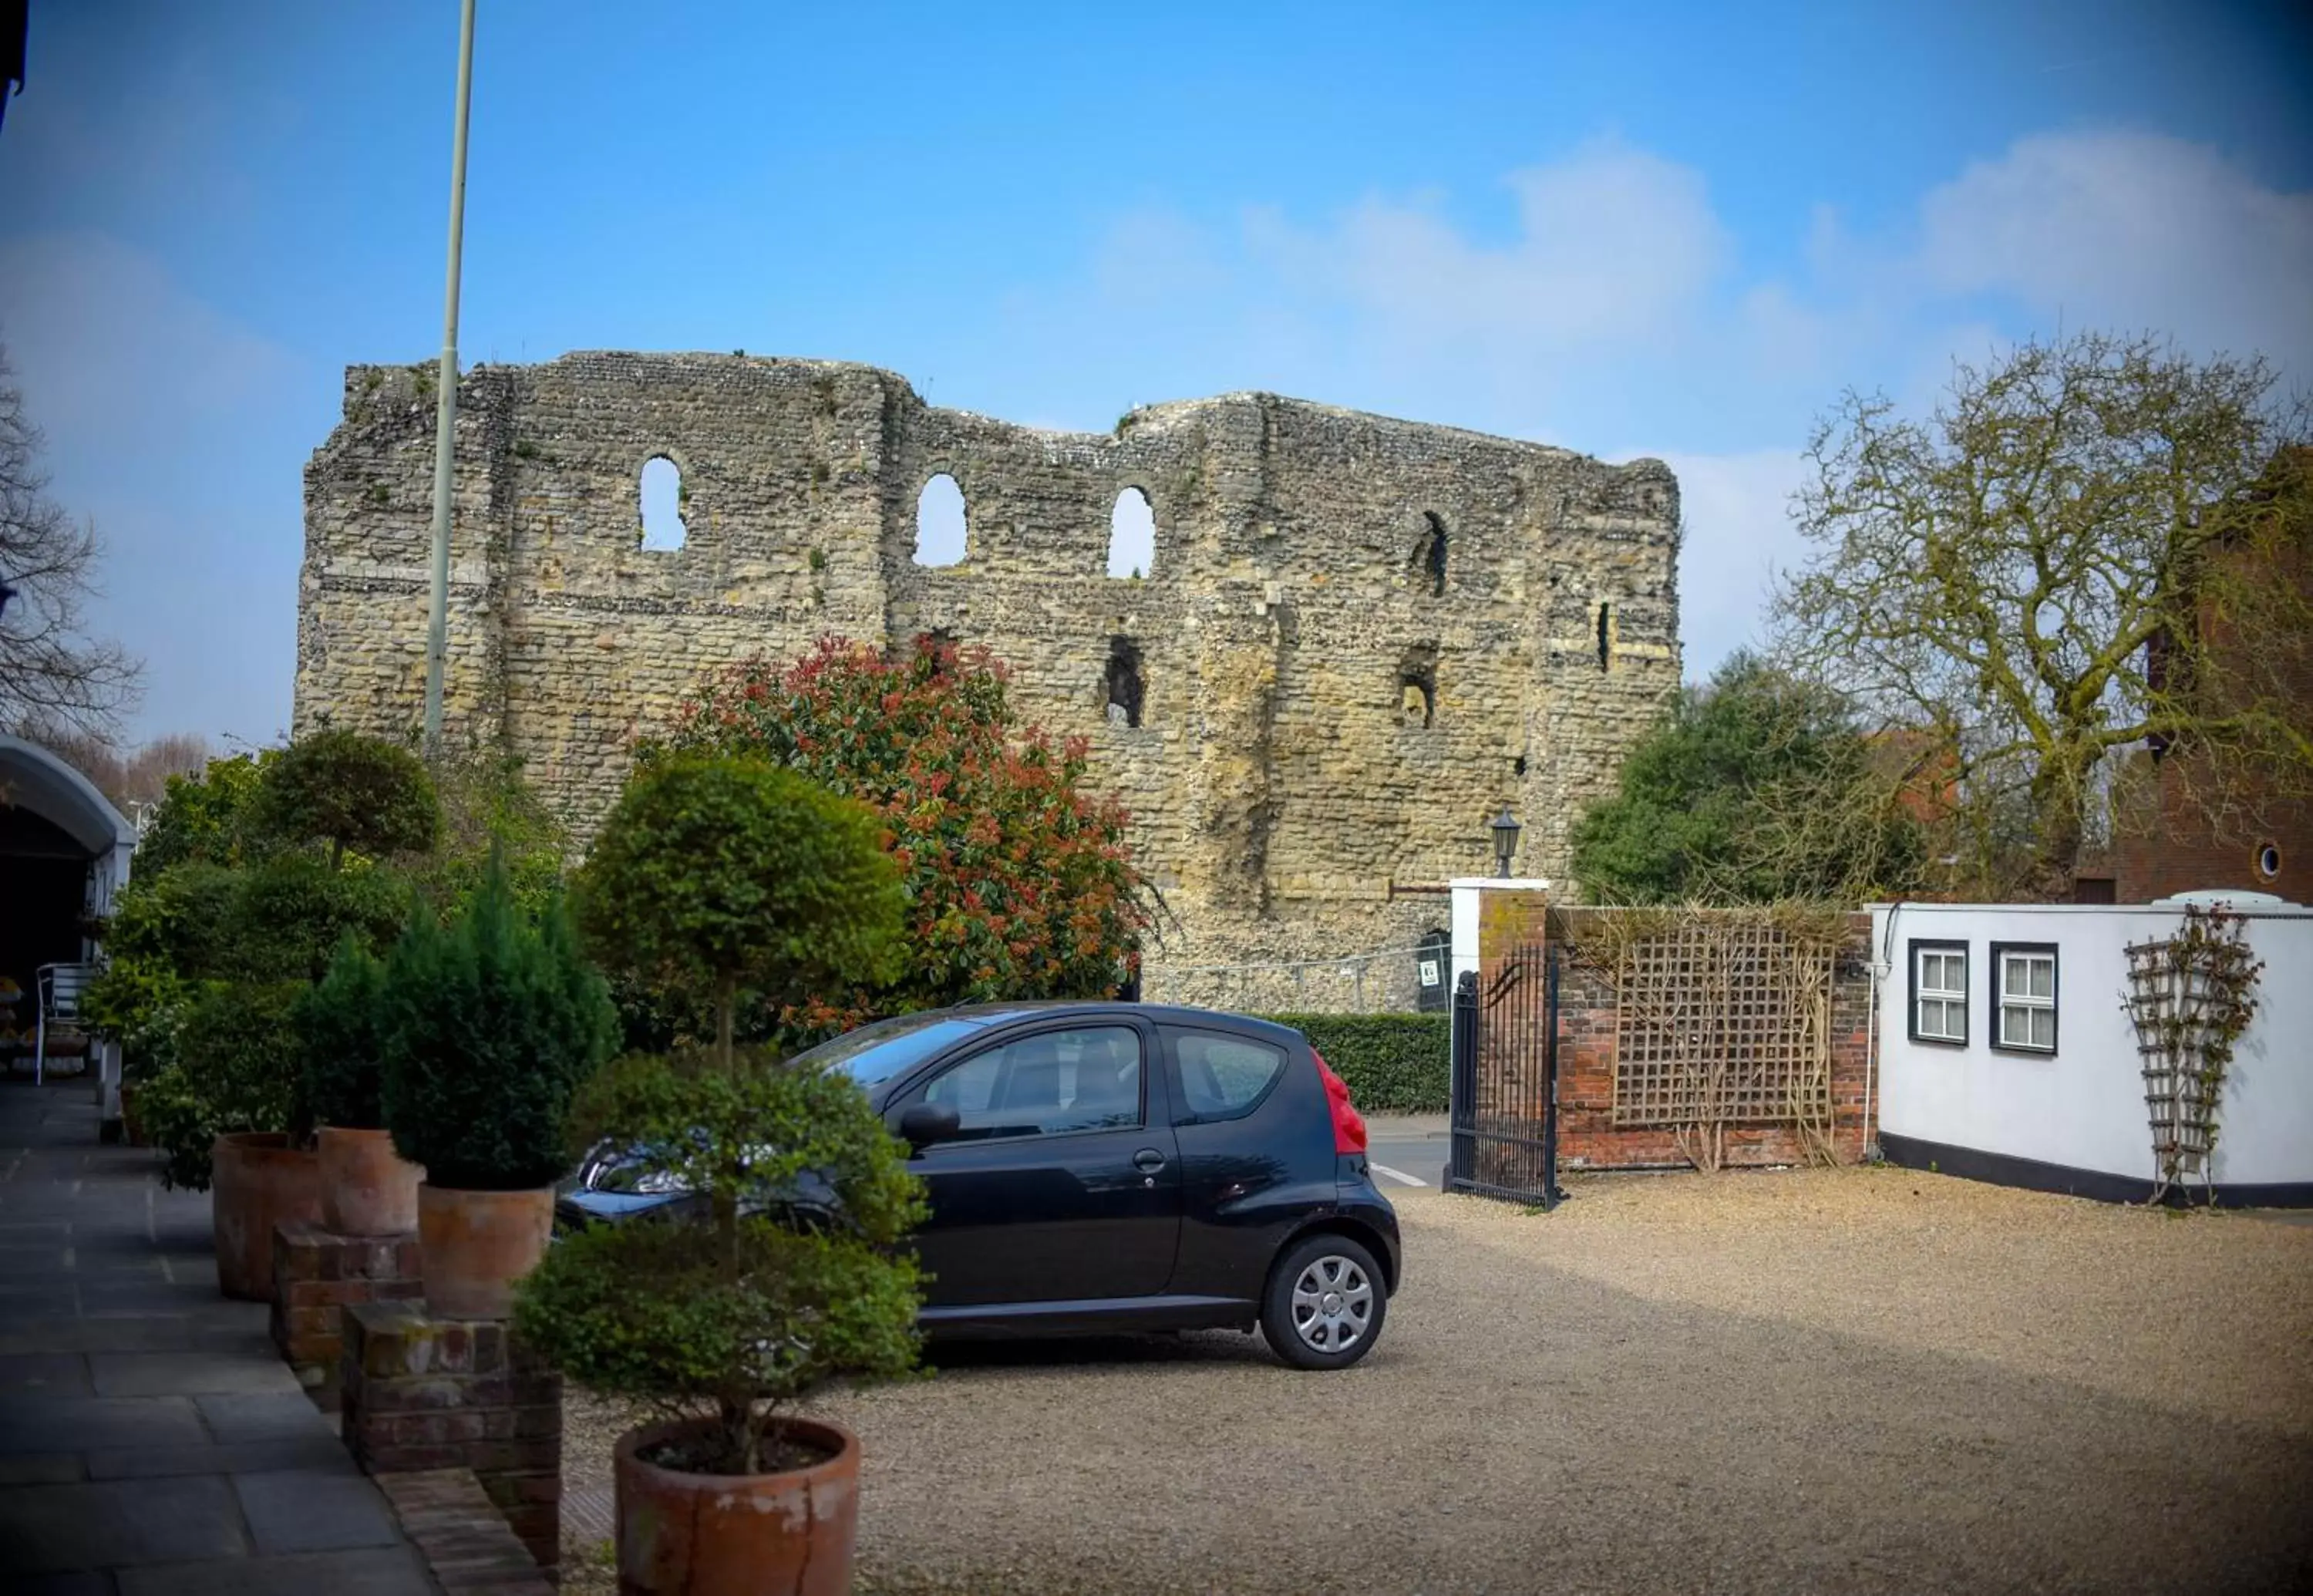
[0,1083,432,1594]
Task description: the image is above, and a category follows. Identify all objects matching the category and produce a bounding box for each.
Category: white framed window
[1991,943,2058,1053]
[1908,941,1968,1045]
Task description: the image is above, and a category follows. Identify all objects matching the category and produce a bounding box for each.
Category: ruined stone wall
[296,352,1680,1006]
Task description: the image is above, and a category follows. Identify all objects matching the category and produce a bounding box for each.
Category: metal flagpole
[422,0,477,755]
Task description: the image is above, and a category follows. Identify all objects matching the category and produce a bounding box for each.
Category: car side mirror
[897,1102,961,1151]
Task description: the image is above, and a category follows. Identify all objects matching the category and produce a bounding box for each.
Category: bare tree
[1,346,140,736]
[1773,332,2313,896]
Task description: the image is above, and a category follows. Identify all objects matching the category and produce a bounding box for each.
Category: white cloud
[1913,131,2313,371]
[1249,138,1729,355]
[1050,128,2313,676]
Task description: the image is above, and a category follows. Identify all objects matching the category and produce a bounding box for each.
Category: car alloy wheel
[1288,1252,1373,1354]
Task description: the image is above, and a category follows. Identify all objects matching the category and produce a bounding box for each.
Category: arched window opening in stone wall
[1399,645,1437,729]
[1412,513,1446,597]
[915,474,967,567]
[1596,601,1615,672]
[1103,637,1146,727]
[639,456,687,551]
[1109,487,1155,579]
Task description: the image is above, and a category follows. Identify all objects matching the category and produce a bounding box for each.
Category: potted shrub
[159,982,322,1299]
[521,752,916,1592]
[298,939,423,1235]
[516,1053,924,1594]
[380,861,617,1317]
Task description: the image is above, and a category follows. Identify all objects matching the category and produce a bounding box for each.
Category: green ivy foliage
[249,729,440,868]
[574,753,905,1060]
[515,1052,926,1476]
[297,939,391,1130]
[379,863,618,1191]
[1262,1012,1449,1113]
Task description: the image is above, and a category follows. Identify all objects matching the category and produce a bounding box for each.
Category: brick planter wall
[376,1468,556,1595]
[342,1300,562,1579]
[270,1223,423,1409]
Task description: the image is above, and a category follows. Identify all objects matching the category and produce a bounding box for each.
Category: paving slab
[0,1396,206,1453]
[87,1434,359,1480]
[235,1467,407,1554]
[89,1350,303,1398]
[0,1084,430,1591]
[0,1352,93,1392]
[0,1474,246,1571]
[116,1545,435,1596]
[194,1389,340,1441]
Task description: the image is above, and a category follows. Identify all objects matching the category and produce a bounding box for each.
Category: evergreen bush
[1261,1012,1449,1113]
[574,753,905,1063]
[298,939,391,1130]
[520,751,923,1476]
[379,863,618,1190]
[251,729,440,868]
[148,981,308,1188]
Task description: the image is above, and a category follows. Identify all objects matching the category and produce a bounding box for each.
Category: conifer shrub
[297,939,392,1130]
[379,863,617,1190]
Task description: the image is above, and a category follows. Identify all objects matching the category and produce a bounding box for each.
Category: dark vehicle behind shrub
[561,1002,1402,1369]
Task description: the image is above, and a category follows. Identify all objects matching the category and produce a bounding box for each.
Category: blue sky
[2,0,2309,745]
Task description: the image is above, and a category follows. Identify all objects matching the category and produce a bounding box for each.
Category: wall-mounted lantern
[1489,809,1521,879]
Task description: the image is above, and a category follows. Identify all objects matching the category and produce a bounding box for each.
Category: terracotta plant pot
[211,1132,323,1301]
[614,1416,860,1596]
[317,1126,423,1236]
[417,1183,554,1318]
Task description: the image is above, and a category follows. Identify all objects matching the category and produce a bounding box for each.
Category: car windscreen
[792,1012,985,1089]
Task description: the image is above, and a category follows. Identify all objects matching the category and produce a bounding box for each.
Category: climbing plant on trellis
[2124,904,2264,1204]
[1563,905,1850,1172]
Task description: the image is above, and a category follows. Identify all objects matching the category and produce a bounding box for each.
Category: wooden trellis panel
[2126,938,2217,1180]
[1611,918,1834,1127]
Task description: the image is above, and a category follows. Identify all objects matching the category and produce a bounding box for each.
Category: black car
[560,1002,1401,1370]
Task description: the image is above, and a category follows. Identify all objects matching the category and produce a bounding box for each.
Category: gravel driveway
[561,1167,2313,1594]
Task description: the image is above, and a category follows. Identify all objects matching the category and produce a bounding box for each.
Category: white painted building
[1868,897,2313,1204]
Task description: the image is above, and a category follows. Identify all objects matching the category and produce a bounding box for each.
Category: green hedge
[1260,1012,1449,1113]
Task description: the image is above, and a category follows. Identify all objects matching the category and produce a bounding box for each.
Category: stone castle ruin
[295,352,1681,1006]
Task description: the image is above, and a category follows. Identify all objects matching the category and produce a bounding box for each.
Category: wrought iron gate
[1446,941,1564,1207]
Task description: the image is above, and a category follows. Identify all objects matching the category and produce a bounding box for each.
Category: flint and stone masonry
[295,353,1680,1005]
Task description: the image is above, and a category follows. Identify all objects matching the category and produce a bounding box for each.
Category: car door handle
[1133,1148,1167,1173]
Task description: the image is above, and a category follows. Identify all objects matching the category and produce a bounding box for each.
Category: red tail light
[1312,1049,1367,1154]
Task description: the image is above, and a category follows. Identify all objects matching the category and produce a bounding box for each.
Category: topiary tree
[297,938,391,1130]
[519,750,924,1479]
[655,635,1150,1039]
[513,1051,924,1475]
[574,753,907,1066]
[251,729,439,869]
[379,861,618,1190]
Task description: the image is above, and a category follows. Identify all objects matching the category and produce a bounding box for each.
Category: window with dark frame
[1990,942,2059,1053]
[1907,939,1967,1045]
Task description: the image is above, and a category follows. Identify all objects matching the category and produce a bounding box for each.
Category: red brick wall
[1544,909,1874,1171]
[2110,491,2311,905]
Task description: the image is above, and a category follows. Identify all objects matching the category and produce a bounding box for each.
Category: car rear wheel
[1260,1233,1385,1370]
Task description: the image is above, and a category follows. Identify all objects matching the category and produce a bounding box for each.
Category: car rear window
[1164,1027,1287,1120]
[792,1013,985,1089]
